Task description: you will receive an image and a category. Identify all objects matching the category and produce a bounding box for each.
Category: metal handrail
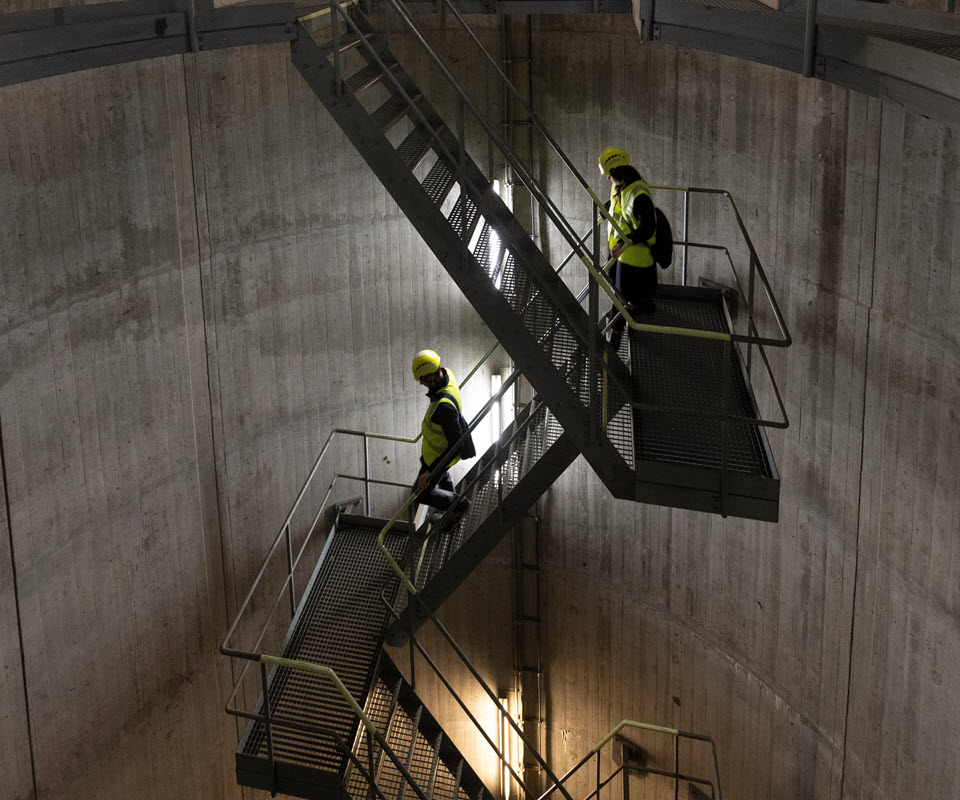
[223,652,433,800]
[434,0,627,241]
[382,587,578,800]
[375,0,607,274]
[540,720,723,800]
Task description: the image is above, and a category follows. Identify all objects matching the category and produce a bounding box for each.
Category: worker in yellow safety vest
[411,349,475,531]
[598,146,658,350]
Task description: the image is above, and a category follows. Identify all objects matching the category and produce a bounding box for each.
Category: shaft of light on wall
[491,373,503,443]
[500,369,514,429]
[498,695,509,800]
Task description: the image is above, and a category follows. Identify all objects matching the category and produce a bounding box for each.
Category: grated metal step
[344,654,491,800]
[372,93,416,133]
[320,30,362,57]
[472,222,504,283]
[396,125,433,169]
[447,192,480,243]
[421,157,456,207]
[346,62,395,94]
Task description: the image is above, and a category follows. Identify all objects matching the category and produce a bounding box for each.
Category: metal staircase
[344,654,491,800]
[290,0,790,521]
[385,391,575,645]
[223,386,577,799]
[292,4,637,501]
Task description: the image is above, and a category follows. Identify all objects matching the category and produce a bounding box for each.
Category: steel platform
[628,284,780,522]
[237,515,411,800]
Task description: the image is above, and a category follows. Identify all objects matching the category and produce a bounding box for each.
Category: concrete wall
[2,10,958,800]
[0,36,502,799]
[515,15,960,800]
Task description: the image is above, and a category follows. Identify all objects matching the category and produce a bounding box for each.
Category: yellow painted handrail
[591,719,679,754]
[581,254,732,342]
[260,654,378,733]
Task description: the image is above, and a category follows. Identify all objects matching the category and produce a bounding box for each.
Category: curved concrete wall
[511,16,959,800]
[1,11,957,800]
[0,39,501,799]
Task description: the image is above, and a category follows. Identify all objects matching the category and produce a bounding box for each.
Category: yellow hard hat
[412,349,442,380]
[598,147,630,176]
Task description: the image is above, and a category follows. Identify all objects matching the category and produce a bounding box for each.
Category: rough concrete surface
[0,11,958,800]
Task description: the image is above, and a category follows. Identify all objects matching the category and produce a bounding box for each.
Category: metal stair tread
[321,30,361,56]
[346,61,394,94]
[421,156,456,207]
[371,92,416,132]
[396,124,434,169]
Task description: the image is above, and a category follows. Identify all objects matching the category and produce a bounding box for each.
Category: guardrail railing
[540,720,723,800]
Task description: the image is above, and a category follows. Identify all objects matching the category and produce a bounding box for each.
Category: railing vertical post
[595,751,601,800]
[681,189,690,286]
[496,432,504,520]
[285,523,296,617]
[803,0,818,78]
[363,434,372,514]
[674,734,679,800]
[261,661,277,792]
[457,95,468,272]
[589,204,599,440]
[747,251,757,377]
[720,341,730,519]
[330,0,342,96]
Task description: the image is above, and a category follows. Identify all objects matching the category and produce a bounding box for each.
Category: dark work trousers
[608,261,657,333]
[414,461,458,510]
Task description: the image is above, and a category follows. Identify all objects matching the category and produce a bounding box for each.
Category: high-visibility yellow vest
[421,370,463,467]
[608,179,656,267]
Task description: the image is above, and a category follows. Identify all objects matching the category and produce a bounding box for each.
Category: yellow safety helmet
[598,147,630,176]
[412,349,442,380]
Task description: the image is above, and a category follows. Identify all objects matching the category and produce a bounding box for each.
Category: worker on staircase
[411,349,475,532]
[598,146,658,351]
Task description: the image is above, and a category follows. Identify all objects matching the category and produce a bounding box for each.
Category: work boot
[439,495,470,533]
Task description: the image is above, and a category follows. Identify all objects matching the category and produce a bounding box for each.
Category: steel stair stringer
[291,23,635,499]
[345,651,493,800]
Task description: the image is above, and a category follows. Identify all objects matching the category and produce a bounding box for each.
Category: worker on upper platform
[411,349,475,531]
[599,146,658,350]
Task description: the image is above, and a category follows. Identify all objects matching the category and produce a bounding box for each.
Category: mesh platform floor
[242,520,410,772]
[629,293,772,478]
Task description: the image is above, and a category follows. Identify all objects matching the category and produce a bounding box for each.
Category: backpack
[437,392,477,460]
[650,207,674,269]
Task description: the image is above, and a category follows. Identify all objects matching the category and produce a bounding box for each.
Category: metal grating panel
[472,222,504,283]
[422,158,456,207]
[629,295,770,477]
[320,31,362,57]
[447,193,479,242]
[372,94,412,133]
[243,523,410,772]
[346,63,388,94]
[396,126,433,169]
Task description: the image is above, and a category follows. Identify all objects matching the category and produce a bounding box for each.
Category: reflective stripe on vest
[421,369,463,468]
[608,179,656,267]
